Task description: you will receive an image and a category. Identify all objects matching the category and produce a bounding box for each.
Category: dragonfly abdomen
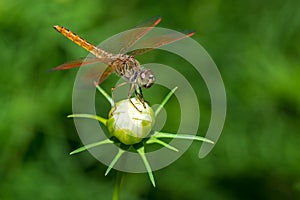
[53,25,110,59]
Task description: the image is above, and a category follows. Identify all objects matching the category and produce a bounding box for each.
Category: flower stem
[112,171,122,200]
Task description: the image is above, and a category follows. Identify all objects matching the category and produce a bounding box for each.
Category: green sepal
[146,137,178,152]
[105,148,125,176]
[153,132,215,144]
[70,139,113,155]
[137,147,156,187]
[155,87,178,117]
[95,85,114,106]
[68,114,107,125]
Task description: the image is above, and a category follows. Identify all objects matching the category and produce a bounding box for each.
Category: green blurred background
[1,0,300,199]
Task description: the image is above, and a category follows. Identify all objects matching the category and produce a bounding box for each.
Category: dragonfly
[52,17,195,111]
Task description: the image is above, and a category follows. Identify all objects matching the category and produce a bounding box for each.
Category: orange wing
[119,16,162,54]
[129,31,195,56]
[51,57,113,87]
[96,66,114,85]
[50,57,104,71]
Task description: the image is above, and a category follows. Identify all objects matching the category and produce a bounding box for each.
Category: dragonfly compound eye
[139,69,156,88]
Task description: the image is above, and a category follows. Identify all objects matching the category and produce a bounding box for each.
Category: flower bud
[107,98,155,145]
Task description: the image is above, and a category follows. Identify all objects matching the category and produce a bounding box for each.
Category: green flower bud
[107,98,155,145]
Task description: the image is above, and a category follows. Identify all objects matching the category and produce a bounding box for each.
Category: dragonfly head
[138,68,155,88]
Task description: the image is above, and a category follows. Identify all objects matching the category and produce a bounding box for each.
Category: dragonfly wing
[135,16,162,28]
[51,58,94,71]
[75,62,109,88]
[51,57,113,88]
[119,16,162,54]
[51,57,112,71]
[96,66,114,85]
[129,31,195,56]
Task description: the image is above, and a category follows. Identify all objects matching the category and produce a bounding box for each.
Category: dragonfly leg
[135,86,146,108]
[111,82,129,114]
[128,84,142,112]
[109,82,142,113]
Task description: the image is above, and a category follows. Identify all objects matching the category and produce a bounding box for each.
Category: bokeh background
[1,0,300,199]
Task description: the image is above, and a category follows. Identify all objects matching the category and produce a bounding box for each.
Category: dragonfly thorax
[111,54,155,88]
[111,54,140,81]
